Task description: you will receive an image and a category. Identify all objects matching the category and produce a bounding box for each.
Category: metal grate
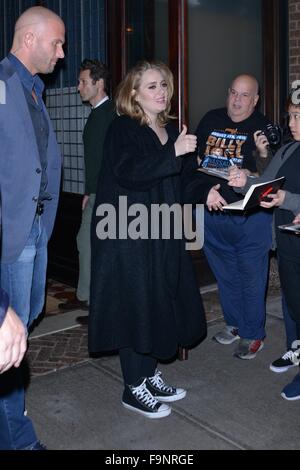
[46,86,90,194]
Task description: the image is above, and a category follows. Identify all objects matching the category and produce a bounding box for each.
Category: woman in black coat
[89,61,211,419]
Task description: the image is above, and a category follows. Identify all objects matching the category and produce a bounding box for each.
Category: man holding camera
[254,126,282,173]
[195,74,273,360]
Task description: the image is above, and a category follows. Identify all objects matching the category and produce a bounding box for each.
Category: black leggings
[119,348,157,386]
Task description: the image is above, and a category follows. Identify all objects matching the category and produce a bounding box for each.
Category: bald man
[195,74,273,360]
[0,6,65,449]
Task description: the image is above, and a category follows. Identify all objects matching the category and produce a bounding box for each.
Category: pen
[260,186,273,199]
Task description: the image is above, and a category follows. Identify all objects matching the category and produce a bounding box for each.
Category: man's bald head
[230,74,259,96]
[14,6,63,33]
[11,6,65,75]
[227,74,260,122]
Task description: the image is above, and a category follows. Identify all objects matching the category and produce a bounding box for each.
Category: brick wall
[289,0,300,84]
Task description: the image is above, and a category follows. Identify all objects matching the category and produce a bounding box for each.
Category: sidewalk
[25,289,300,450]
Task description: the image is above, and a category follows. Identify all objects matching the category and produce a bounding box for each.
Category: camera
[263,123,282,147]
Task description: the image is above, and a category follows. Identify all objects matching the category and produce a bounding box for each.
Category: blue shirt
[8,53,50,201]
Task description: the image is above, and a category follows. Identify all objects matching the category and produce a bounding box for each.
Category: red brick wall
[290,0,300,84]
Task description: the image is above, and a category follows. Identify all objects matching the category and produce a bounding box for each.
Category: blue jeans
[0,368,38,449]
[0,215,47,449]
[0,215,48,327]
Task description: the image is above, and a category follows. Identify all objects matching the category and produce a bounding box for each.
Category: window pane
[188,0,262,130]
[125,0,168,69]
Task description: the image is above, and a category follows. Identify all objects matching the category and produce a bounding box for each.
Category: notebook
[222,176,285,211]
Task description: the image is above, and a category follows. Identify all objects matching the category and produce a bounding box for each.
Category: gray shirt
[236,141,300,215]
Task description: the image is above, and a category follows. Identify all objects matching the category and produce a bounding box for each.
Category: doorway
[47,0,288,286]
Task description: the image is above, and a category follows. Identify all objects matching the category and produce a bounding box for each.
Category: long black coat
[89,115,211,359]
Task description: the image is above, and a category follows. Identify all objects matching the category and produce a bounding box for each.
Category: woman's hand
[174,125,197,157]
[291,213,300,235]
[260,189,286,209]
[227,166,248,187]
[254,130,269,158]
[206,184,227,211]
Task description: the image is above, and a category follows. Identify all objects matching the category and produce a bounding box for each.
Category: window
[188,0,263,129]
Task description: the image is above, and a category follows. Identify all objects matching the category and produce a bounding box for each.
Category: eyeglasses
[285,112,300,120]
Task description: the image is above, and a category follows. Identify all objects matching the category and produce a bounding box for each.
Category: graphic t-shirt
[202,129,248,169]
[195,108,271,203]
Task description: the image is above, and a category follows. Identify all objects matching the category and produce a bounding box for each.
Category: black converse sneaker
[146,370,187,402]
[270,349,299,373]
[122,378,171,419]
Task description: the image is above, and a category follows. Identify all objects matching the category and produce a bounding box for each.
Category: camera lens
[265,124,281,146]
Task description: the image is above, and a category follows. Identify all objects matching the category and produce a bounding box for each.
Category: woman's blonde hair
[115,60,174,126]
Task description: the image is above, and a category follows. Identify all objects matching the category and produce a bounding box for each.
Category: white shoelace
[149,371,173,393]
[289,349,300,366]
[132,379,158,409]
[283,350,295,360]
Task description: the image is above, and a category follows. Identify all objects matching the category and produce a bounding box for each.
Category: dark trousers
[282,292,297,349]
[119,348,157,386]
[278,256,300,339]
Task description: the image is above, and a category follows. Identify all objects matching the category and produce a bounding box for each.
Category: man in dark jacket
[58,60,115,325]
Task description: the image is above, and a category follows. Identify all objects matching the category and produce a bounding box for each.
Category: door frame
[107,0,288,122]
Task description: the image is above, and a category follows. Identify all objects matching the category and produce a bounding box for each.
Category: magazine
[197,167,230,180]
